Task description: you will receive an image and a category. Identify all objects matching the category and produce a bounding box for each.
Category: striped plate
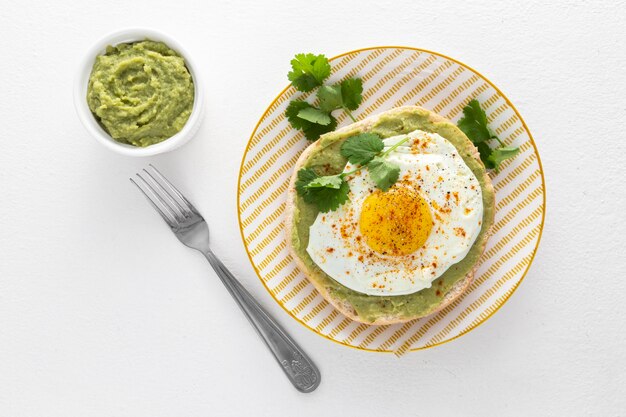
[237,47,545,354]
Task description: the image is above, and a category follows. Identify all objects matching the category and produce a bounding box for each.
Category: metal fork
[130,165,320,393]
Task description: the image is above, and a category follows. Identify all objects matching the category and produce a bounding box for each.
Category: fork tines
[130,165,195,228]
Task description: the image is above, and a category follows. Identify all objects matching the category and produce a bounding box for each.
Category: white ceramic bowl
[74,28,204,157]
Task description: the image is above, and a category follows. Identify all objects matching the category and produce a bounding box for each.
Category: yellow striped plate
[237,47,545,354]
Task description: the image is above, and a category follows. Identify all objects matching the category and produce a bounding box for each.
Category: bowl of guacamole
[74,28,204,156]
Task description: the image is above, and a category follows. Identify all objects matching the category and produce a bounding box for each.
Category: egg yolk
[359,187,433,256]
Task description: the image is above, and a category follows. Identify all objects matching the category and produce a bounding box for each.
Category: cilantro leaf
[458,99,492,143]
[295,168,350,212]
[285,55,363,138]
[301,116,337,141]
[286,101,337,141]
[489,146,520,169]
[304,174,343,189]
[340,78,363,111]
[285,100,313,130]
[317,78,363,117]
[297,107,332,125]
[309,180,350,212]
[476,142,496,170]
[340,133,384,165]
[295,168,318,194]
[368,157,400,191]
[458,99,520,172]
[287,53,331,92]
[317,85,343,112]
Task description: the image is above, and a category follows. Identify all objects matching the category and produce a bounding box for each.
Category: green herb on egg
[295,133,410,212]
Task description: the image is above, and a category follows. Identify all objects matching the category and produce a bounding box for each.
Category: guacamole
[289,107,495,323]
[87,40,194,147]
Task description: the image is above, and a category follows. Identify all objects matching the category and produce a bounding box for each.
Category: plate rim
[236,46,546,353]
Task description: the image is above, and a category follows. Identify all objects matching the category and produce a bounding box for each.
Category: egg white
[306,129,484,296]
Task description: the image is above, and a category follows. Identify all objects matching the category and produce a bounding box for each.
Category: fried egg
[306,129,483,296]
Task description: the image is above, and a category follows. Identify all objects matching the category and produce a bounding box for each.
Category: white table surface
[1,1,625,415]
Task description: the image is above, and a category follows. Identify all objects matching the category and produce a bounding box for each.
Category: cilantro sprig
[285,100,337,141]
[287,53,331,92]
[295,133,409,212]
[340,132,384,164]
[285,53,363,141]
[458,99,520,171]
[295,169,349,213]
[368,157,400,192]
[317,79,363,122]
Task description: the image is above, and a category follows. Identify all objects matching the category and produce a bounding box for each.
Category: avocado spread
[290,108,495,323]
[87,40,194,147]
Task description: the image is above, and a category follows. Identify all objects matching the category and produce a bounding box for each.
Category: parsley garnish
[295,133,409,211]
[458,99,520,171]
[286,53,364,141]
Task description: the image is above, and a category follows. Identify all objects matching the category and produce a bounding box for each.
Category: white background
[1,1,625,415]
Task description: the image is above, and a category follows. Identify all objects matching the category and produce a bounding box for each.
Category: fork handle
[203,249,320,393]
